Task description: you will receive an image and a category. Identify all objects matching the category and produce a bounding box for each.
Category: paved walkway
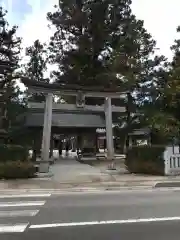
[50,159,113,183]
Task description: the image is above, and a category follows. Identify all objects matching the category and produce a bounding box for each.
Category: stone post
[105,97,114,165]
[40,93,53,173]
[49,134,54,159]
[95,132,99,153]
[129,136,133,147]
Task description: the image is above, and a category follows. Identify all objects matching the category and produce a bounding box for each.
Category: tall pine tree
[47,1,165,104]
[47,0,135,88]
[0,7,22,141]
[47,0,173,145]
[162,26,180,141]
[22,39,48,102]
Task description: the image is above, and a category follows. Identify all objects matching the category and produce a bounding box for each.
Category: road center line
[0,201,46,207]
[29,217,180,229]
[0,193,51,198]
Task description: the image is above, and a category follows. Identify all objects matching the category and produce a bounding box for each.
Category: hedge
[125,145,165,175]
[0,144,28,162]
[81,147,96,155]
[0,160,36,179]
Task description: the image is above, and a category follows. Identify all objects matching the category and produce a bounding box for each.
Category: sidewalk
[0,172,180,191]
[0,157,180,191]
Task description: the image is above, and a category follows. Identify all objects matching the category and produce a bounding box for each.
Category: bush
[81,147,96,155]
[0,160,36,179]
[0,144,28,162]
[125,145,165,175]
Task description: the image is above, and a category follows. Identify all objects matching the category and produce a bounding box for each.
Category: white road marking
[0,223,28,233]
[0,210,39,217]
[0,201,46,207]
[0,193,51,198]
[30,216,180,229]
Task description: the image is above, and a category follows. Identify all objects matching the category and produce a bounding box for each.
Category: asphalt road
[1,189,180,239]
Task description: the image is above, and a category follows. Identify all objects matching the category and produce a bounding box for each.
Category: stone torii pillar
[40,93,53,173]
[105,97,114,168]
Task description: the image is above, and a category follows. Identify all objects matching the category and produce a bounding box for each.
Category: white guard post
[40,93,53,173]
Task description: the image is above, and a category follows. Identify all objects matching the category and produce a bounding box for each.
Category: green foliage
[156,26,180,140]
[147,112,180,141]
[0,7,22,141]
[125,145,165,175]
[0,160,36,179]
[22,39,48,102]
[166,28,180,110]
[0,7,21,90]
[47,0,161,105]
[47,0,162,90]
[1,2,180,155]
[25,39,47,80]
[81,147,96,155]
[47,0,174,141]
[0,144,28,162]
[48,0,131,87]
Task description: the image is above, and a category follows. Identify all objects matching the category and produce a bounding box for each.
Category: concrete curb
[0,186,153,194]
[155,181,180,188]
[2,187,180,196]
[0,185,154,193]
[2,181,180,192]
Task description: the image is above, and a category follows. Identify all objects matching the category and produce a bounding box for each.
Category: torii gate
[22,78,126,173]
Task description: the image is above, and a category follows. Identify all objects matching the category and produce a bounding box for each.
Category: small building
[128,128,151,146]
[24,107,106,154]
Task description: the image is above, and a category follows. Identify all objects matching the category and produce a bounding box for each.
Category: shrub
[81,147,96,155]
[125,145,165,175]
[0,144,28,162]
[0,160,36,179]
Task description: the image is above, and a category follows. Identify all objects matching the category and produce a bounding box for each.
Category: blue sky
[2,0,32,24]
[2,0,180,60]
